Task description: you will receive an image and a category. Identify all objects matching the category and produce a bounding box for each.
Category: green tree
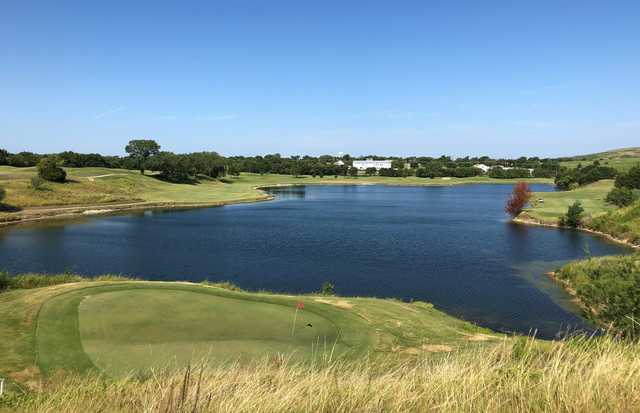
[320,281,335,296]
[125,139,161,174]
[365,167,377,176]
[0,186,5,205]
[560,201,584,228]
[37,157,66,183]
[606,187,637,207]
[615,165,640,190]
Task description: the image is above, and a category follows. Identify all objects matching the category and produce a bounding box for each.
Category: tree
[365,167,377,176]
[0,186,5,204]
[125,139,160,174]
[320,281,335,296]
[37,157,66,183]
[606,187,637,207]
[348,167,358,177]
[560,201,584,228]
[505,182,532,217]
[615,165,640,190]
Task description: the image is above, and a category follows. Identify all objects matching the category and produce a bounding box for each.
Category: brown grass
[6,336,640,413]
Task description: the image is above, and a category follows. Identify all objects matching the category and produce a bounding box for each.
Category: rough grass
[590,200,640,245]
[4,335,640,413]
[554,254,640,338]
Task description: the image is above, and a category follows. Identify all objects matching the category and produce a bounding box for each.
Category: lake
[0,184,629,338]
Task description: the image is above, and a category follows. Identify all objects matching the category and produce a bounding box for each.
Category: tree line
[1,144,565,182]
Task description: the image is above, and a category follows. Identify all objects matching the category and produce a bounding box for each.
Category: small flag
[296,302,305,310]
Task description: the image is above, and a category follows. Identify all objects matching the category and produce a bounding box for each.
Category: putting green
[36,284,374,378]
[78,289,337,376]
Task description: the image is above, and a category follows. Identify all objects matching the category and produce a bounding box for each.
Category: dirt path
[85,173,128,182]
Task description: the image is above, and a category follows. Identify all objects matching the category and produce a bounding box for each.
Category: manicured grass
[1,280,497,384]
[0,165,552,210]
[525,180,616,223]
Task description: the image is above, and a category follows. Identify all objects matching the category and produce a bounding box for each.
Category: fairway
[525,180,616,222]
[78,289,337,376]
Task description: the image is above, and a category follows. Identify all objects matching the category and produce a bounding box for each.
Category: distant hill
[560,147,640,172]
[569,147,640,161]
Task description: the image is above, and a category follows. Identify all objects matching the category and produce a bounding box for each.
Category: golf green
[35,284,375,378]
[78,289,337,375]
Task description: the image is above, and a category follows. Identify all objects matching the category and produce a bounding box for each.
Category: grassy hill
[560,147,640,172]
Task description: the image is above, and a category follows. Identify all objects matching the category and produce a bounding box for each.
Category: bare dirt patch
[314,298,353,309]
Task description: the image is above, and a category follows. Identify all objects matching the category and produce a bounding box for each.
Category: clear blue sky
[2,1,639,158]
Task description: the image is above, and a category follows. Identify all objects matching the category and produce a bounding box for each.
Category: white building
[352,159,393,171]
[473,163,491,173]
[334,160,345,166]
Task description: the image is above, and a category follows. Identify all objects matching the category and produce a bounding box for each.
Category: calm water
[0,184,629,338]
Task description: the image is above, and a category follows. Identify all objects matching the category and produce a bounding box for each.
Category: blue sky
[1,1,639,158]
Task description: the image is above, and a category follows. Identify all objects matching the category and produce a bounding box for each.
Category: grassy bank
[553,254,640,337]
[522,179,640,246]
[0,166,552,223]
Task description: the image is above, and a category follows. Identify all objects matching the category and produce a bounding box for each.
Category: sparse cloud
[94,106,126,119]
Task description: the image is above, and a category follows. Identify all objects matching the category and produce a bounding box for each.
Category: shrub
[37,158,66,182]
[0,272,9,290]
[559,201,584,228]
[30,175,46,190]
[606,187,637,207]
[321,281,336,296]
[0,186,5,204]
[615,165,640,190]
[556,254,640,337]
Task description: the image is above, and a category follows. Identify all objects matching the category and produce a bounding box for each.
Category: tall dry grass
[6,336,640,413]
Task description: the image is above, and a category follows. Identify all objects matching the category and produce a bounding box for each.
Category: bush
[30,175,46,190]
[615,165,640,190]
[556,254,640,337]
[0,272,9,290]
[320,281,336,296]
[606,187,637,207]
[0,186,5,204]
[37,158,66,182]
[559,201,584,228]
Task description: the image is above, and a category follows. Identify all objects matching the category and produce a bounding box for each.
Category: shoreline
[0,178,552,227]
[512,214,640,250]
[0,194,275,228]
